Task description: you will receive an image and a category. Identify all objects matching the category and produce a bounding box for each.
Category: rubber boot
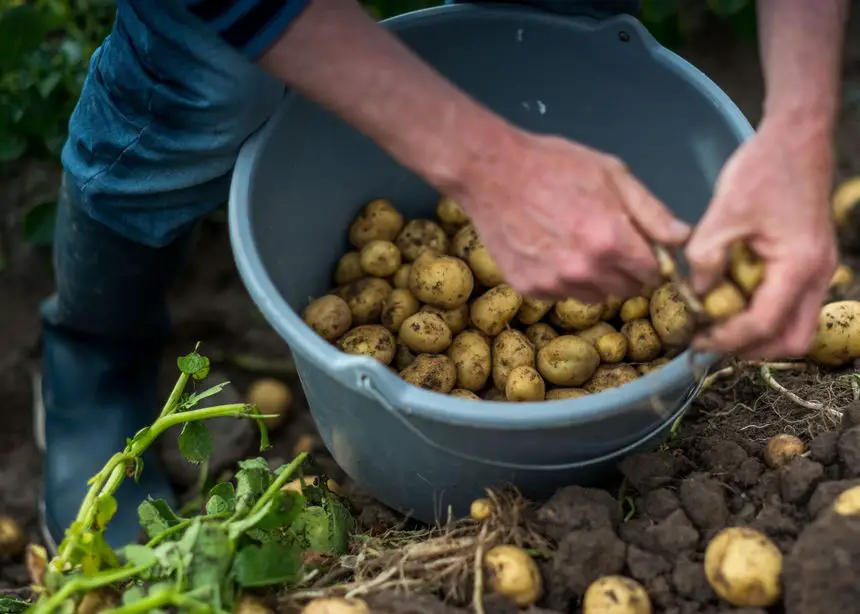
[37,175,194,552]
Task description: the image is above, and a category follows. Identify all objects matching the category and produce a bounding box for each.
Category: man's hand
[685,114,837,358]
[452,130,690,302]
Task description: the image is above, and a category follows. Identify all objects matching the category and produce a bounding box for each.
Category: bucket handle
[353,369,707,471]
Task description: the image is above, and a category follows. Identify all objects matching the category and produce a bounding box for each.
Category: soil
[5,10,860,614]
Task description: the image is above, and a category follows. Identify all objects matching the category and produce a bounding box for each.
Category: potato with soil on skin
[492,329,536,391]
[358,239,401,277]
[468,242,505,287]
[808,300,860,366]
[832,485,860,515]
[302,295,352,342]
[729,241,765,296]
[336,325,396,365]
[450,388,481,400]
[583,575,652,614]
[395,219,449,261]
[525,323,558,350]
[601,295,623,321]
[703,281,747,321]
[577,322,617,346]
[506,365,546,402]
[399,312,453,353]
[704,526,782,607]
[349,199,404,249]
[399,353,457,393]
[584,364,639,393]
[420,303,470,335]
[537,335,600,387]
[333,252,363,286]
[554,298,603,330]
[408,252,474,308]
[764,433,805,469]
[450,223,479,260]
[595,332,628,364]
[394,339,416,371]
[392,263,411,289]
[636,357,669,375]
[518,296,554,326]
[301,597,370,614]
[483,387,508,402]
[620,296,650,322]
[247,377,292,429]
[380,289,420,333]
[471,284,523,336]
[650,282,696,347]
[470,497,494,520]
[447,330,491,391]
[545,387,589,401]
[621,319,662,363]
[0,515,25,557]
[484,544,543,607]
[336,277,392,325]
[436,195,470,230]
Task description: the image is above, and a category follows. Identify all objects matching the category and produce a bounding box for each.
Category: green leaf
[0,135,27,162]
[21,200,57,246]
[206,482,236,515]
[179,421,212,465]
[231,541,303,588]
[118,544,157,568]
[0,5,61,72]
[286,491,353,557]
[122,586,146,606]
[95,493,118,529]
[177,352,210,380]
[179,382,230,411]
[234,458,273,516]
[228,499,276,541]
[187,524,234,609]
[138,498,181,540]
[0,597,30,613]
[255,491,305,531]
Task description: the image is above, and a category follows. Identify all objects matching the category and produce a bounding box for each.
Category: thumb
[614,172,691,246]
[685,190,747,295]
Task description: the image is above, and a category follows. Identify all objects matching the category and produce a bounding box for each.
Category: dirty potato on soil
[764,433,805,469]
[704,526,782,607]
[399,354,457,393]
[301,597,370,614]
[471,284,523,336]
[395,219,449,261]
[470,497,494,520]
[505,365,546,402]
[583,575,652,614]
[807,300,860,366]
[0,515,25,557]
[447,330,491,391]
[337,325,396,365]
[484,544,543,607]
[302,295,353,341]
[349,199,404,248]
[409,252,473,308]
[537,335,600,387]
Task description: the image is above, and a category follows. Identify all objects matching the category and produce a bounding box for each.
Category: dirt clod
[548,528,626,600]
[838,426,860,475]
[700,440,748,474]
[534,485,619,541]
[679,473,729,533]
[779,456,825,504]
[647,509,700,556]
[640,488,681,522]
[809,430,840,465]
[618,452,683,493]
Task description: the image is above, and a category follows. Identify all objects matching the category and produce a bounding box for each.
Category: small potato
[451,389,481,400]
[764,433,805,469]
[333,252,364,286]
[380,289,420,333]
[395,219,449,261]
[576,322,616,346]
[808,300,860,366]
[247,377,292,429]
[0,515,25,557]
[830,263,855,289]
[337,278,392,325]
[833,176,860,227]
[636,357,670,375]
[448,330,492,391]
[600,295,623,321]
[394,338,416,371]
[620,296,650,322]
[484,545,542,608]
[337,325,396,364]
[505,366,546,402]
[649,283,695,348]
[399,312,453,353]
[450,223,480,260]
[392,263,412,289]
[349,199,404,249]
[471,285,523,336]
[525,323,559,350]
[492,330,535,390]
[302,295,352,341]
[621,319,662,363]
[729,241,765,296]
[301,597,370,614]
[536,336,600,387]
[517,297,554,326]
[483,387,508,402]
[583,576,652,614]
[833,485,860,516]
[421,304,470,335]
[468,243,505,287]
[409,252,474,308]
[584,364,639,393]
[703,281,746,321]
[437,195,470,228]
[470,498,494,520]
[595,332,628,364]
[704,527,782,607]
[236,596,274,614]
[400,354,457,393]
[554,298,603,331]
[359,240,401,277]
[77,590,119,614]
[545,388,588,401]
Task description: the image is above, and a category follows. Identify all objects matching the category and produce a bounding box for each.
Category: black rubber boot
[38,175,194,551]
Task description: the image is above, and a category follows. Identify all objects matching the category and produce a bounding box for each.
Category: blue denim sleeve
[182,0,313,59]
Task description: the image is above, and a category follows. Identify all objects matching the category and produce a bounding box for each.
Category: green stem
[145,512,231,548]
[132,404,253,455]
[244,452,309,520]
[159,371,190,420]
[34,564,154,614]
[101,590,220,614]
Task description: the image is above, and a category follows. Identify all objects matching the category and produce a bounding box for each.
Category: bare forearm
[258,0,515,196]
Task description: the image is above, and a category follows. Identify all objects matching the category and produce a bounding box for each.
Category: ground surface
[4,13,860,613]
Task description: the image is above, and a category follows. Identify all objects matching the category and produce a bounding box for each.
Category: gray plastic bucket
[229,3,754,523]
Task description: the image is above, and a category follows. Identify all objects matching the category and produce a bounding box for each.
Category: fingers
[685,193,747,295]
[614,170,691,246]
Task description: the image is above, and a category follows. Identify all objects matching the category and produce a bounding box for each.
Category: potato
[505,366,546,402]
[236,596,274,614]
[649,283,696,347]
[545,388,588,401]
[301,597,370,614]
[729,241,765,296]
[359,240,401,277]
[621,319,662,363]
[830,263,854,289]
[492,330,535,390]
[283,476,339,494]
[337,325,396,365]
[399,312,453,353]
[832,176,860,227]
[247,378,292,430]
[395,219,449,261]
[400,354,457,393]
[409,252,474,308]
[451,389,481,400]
[595,332,628,363]
[517,297,554,326]
[395,339,416,371]
[447,330,492,391]
[583,575,652,614]
[471,285,523,336]
[334,252,364,286]
[470,498,494,520]
[584,364,639,393]
[483,387,508,402]
[484,545,543,607]
[554,298,603,330]
[437,195,469,228]
[468,243,505,286]
[620,296,650,322]
[420,304,470,336]
[600,295,623,321]
[302,295,352,341]
[392,263,412,289]
[808,300,860,366]
[450,223,480,260]
[536,336,600,387]
[703,281,746,321]
[704,527,782,607]
[337,278,392,325]
[764,433,805,469]
[636,357,670,375]
[833,485,860,516]
[0,516,25,557]
[292,434,319,456]
[525,323,559,350]
[576,322,616,346]
[349,199,404,249]
[380,289,420,333]
[77,590,119,614]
